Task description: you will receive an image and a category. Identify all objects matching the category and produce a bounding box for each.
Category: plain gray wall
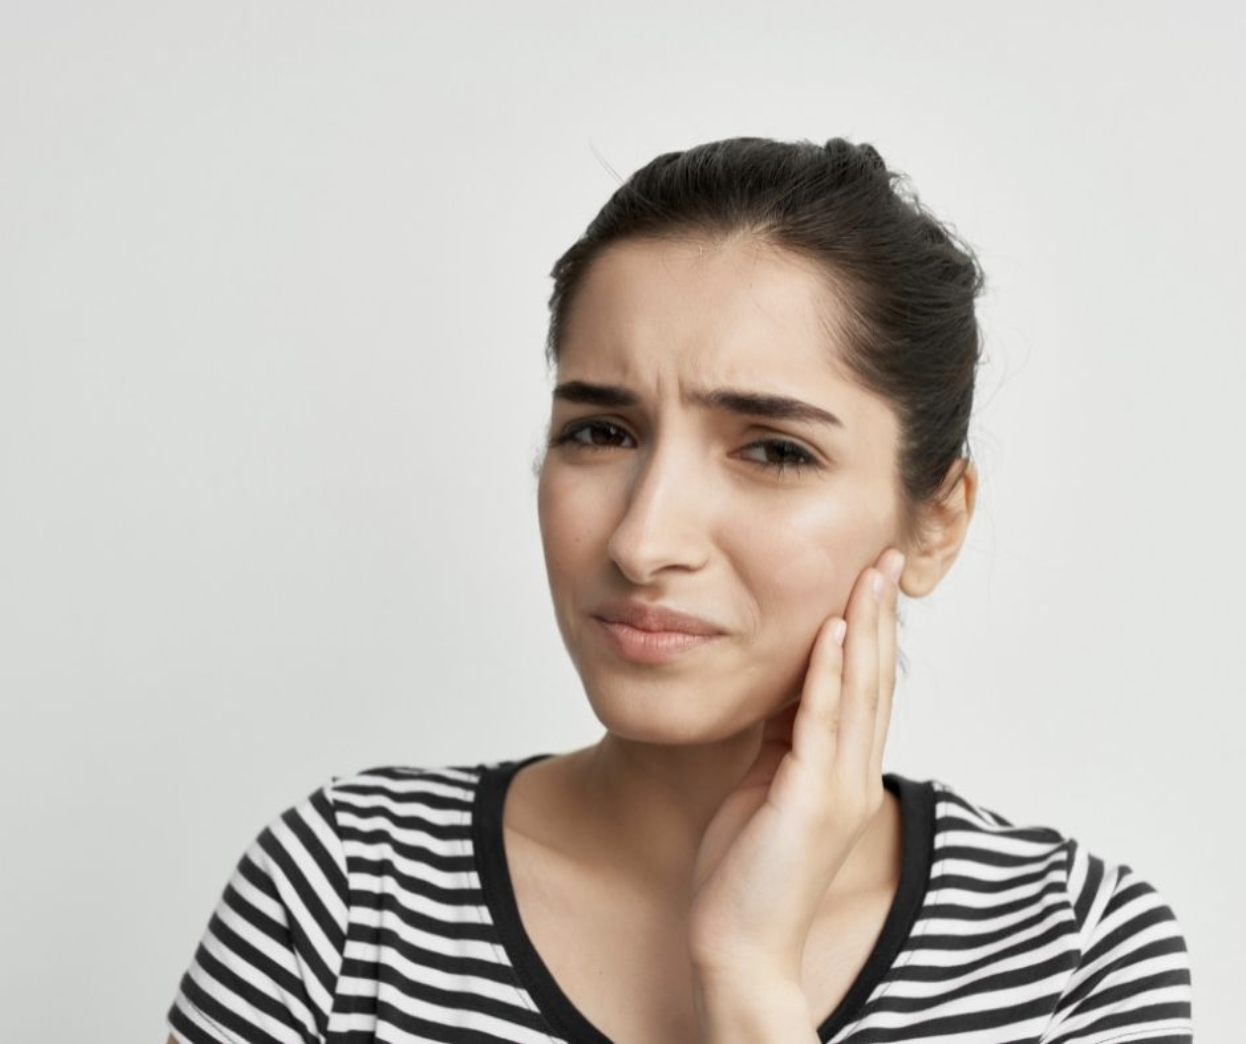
[2,1,1241,1040]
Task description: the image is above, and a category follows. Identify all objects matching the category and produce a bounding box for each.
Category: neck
[541,730,899,906]
[580,729,762,893]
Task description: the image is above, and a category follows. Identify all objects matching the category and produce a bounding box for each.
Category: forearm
[693,972,819,1044]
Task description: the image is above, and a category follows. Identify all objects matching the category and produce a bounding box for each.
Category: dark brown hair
[544,135,985,551]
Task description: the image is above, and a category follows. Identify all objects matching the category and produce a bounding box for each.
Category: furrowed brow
[552,380,844,430]
[689,388,844,429]
[551,380,639,409]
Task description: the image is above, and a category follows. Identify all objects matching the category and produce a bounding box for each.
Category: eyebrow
[552,380,844,429]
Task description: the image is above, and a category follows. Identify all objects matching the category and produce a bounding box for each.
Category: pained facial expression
[536,235,905,744]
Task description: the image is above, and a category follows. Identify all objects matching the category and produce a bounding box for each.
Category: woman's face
[537,235,906,744]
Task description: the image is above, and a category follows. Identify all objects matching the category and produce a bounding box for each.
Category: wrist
[692,970,816,1044]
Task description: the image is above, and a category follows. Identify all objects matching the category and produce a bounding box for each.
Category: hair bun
[823,137,888,178]
[857,142,887,174]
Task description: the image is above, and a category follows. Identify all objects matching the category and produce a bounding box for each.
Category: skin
[527,232,978,1040]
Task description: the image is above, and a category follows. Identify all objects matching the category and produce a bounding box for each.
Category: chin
[580,674,790,746]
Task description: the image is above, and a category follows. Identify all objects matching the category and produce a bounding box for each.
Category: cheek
[538,468,603,574]
[756,543,851,632]
[771,543,842,602]
[748,504,882,626]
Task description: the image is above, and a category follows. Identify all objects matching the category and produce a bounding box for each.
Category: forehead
[560,235,847,380]
[556,235,893,431]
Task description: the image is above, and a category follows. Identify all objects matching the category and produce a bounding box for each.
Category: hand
[686,547,905,986]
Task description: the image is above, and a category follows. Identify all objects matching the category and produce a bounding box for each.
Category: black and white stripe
[834,788,1192,1042]
[168,759,1193,1043]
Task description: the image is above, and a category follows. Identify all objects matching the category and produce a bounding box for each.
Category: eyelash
[549,419,821,478]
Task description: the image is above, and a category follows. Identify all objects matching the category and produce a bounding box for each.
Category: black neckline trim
[472,753,936,1043]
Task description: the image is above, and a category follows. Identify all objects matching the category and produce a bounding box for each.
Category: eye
[738,437,821,478]
[549,420,822,479]
[549,419,634,451]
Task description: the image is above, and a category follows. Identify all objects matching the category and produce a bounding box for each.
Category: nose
[606,439,712,585]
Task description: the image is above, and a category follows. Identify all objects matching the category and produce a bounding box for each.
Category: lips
[592,600,725,636]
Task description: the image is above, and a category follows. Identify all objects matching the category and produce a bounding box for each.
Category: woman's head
[545,137,984,555]
[535,136,982,743]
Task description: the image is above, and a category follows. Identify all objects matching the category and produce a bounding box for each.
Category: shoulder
[214,761,500,912]
[924,775,1188,930]
[306,759,523,869]
[319,760,496,828]
[926,776,1073,875]
[167,759,513,1041]
[921,777,1193,1042]
[326,760,491,799]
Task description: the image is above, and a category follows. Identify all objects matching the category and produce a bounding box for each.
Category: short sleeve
[167,785,350,1044]
[1040,841,1193,1044]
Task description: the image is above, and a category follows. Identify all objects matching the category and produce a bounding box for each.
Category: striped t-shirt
[167,754,1194,1043]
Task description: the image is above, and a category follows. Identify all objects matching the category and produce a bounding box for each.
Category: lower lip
[592,617,723,665]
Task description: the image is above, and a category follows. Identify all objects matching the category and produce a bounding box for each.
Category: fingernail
[871,570,886,599]
[832,619,847,645]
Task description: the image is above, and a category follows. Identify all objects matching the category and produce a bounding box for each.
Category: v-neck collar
[472,753,936,1043]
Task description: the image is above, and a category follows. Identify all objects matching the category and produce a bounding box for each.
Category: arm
[166,786,349,1044]
[1039,847,1193,1043]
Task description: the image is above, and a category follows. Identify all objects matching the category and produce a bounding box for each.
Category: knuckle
[813,708,841,735]
[846,680,879,715]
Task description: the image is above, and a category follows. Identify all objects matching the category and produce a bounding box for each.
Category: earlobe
[896,459,978,599]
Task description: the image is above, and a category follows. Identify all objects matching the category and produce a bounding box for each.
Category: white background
[2,2,1241,1040]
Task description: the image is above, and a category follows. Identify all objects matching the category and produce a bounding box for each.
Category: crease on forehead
[570,240,862,383]
[564,232,862,392]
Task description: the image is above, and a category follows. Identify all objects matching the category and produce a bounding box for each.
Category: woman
[166,137,1193,1043]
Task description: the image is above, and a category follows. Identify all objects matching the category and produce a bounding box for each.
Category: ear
[898,459,978,598]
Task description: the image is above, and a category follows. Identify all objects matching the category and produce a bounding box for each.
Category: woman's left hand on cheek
[687,545,905,987]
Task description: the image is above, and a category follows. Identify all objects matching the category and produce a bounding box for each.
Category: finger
[869,550,904,780]
[789,613,846,772]
[833,561,883,787]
